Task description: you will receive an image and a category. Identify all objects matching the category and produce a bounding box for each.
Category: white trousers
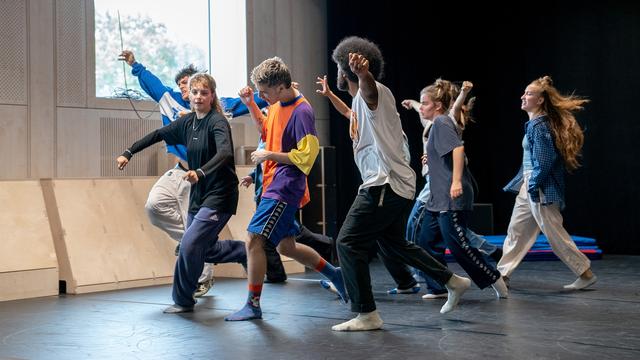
[145,168,213,282]
[497,175,590,278]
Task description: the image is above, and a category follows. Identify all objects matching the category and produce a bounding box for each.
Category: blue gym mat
[443,234,602,261]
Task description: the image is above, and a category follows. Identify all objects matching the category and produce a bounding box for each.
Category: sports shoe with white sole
[194,278,214,297]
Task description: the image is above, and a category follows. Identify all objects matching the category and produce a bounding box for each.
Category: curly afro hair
[331,36,384,82]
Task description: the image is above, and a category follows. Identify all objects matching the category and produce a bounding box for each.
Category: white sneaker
[563,275,597,290]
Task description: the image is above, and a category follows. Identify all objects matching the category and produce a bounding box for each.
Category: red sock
[315,258,327,272]
[247,283,263,308]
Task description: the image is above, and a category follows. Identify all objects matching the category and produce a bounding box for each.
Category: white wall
[0,0,328,179]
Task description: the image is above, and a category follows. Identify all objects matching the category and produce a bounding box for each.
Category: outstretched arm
[401,99,421,113]
[349,53,378,110]
[316,75,352,120]
[118,50,174,102]
[316,75,359,140]
[221,93,269,118]
[116,117,184,170]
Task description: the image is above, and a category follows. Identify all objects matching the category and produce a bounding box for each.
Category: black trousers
[417,210,500,289]
[337,185,453,313]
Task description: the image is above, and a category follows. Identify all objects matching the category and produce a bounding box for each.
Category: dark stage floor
[1,255,639,360]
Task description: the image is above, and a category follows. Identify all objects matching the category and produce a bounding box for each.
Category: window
[94,0,246,100]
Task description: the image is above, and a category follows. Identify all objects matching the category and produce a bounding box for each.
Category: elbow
[221,150,234,164]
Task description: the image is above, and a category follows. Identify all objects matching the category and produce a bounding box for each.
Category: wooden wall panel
[0,105,29,179]
[247,0,329,145]
[0,0,27,105]
[56,108,101,177]
[0,180,58,301]
[28,0,55,178]
[56,0,87,107]
[42,178,178,293]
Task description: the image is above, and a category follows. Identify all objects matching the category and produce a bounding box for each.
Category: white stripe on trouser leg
[451,213,498,282]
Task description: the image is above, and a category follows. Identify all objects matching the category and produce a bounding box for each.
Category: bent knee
[144,201,167,225]
[276,243,294,257]
[246,233,266,251]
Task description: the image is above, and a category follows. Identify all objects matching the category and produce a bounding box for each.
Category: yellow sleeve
[287,134,319,175]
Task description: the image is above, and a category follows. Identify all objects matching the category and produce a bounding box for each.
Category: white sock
[564,275,597,290]
[441,274,471,314]
[331,310,383,331]
[491,277,509,299]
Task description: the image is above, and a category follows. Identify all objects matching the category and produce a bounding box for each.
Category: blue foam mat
[443,234,602,262]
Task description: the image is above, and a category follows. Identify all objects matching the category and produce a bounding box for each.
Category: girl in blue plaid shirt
[498,76,597,290]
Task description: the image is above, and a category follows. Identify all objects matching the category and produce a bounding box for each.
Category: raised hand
[348,53,370,77]
[316,75,332,97]
[238,86,255,106]
[401,99,419,110]
[118,50,136,66]
[461,81,473,93]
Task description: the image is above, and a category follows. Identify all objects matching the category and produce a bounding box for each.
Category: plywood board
[0,180,58,300]
[43,178,178,293]
[0,268,58,301]
[43,177,300,295]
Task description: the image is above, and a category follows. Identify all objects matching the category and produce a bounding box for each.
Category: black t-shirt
[127,110,239,215]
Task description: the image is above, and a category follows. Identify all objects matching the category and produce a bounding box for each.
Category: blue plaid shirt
[504,115,566,209]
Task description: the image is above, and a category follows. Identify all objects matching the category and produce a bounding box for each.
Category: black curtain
[325,1,640,254]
